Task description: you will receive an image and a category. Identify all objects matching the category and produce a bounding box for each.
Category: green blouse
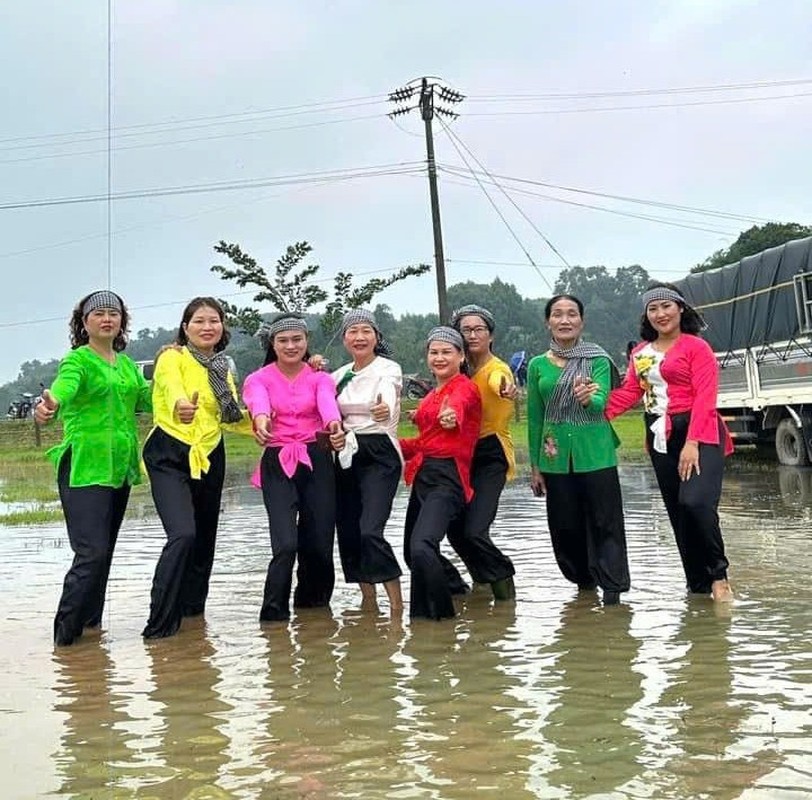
[526,354,619,474]
[47,346,152,488]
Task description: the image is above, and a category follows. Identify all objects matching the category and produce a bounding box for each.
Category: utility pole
[388,77,464,324]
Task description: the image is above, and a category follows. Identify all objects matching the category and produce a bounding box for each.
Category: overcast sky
[1,0,810,382]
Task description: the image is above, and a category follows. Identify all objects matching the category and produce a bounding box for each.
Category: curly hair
[176,297,231,353]
[639,282,705,341]
[69,291,129,351]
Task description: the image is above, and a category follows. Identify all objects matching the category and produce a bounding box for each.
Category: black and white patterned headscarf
[185,346,243,423]
[255,313,308,350]
[82,290,123,317]
[340,308,394,358]
[545,339,621,426]
[426,326,464,351]
[449,304,495,332]
[641,287,684,311]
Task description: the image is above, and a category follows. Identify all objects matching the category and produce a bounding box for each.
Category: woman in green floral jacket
[527,294,630,605]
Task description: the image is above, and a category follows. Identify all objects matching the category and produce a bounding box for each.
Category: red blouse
[400,373,482,501]
[606,334,734,455]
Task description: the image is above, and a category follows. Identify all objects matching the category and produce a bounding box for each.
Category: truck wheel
[775,418,810,466]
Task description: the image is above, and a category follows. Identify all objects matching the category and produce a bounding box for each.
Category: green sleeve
[586,357,610,414]
[526,356,545,470]
[50,350,84,410]
[136,364,152,413]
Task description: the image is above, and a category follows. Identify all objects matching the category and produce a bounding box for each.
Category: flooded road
[1,465,811,799]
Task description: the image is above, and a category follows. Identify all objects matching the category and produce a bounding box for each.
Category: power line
[466,91,812,116]
[467,77,812,101]
[0,94,387,147]
[0,113,383,166]
[446,257,690,275]
[0,162,426,211]
[439,168,739,236]
[439,120,572,271]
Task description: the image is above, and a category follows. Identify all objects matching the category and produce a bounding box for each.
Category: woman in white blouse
[331,309,404,612]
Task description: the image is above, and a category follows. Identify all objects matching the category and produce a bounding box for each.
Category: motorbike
[6,392,36,419]
[402,374,434,400]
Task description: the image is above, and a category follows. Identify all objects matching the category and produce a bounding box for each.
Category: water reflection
[2,464,812,798]
[542,598,643,796]
[142,627,232,797]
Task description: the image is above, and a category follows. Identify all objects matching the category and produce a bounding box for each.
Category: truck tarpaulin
[674,237,812,353]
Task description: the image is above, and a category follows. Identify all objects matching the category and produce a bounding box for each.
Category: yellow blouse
[149,347,252,478]
[470,355,516,479]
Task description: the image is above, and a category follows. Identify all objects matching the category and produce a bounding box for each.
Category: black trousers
[445,435,515,585]
[335,434,402,585]
[646,412,729,593]
[142,428,226,638]
[403,458,466,620]
[259,443,336,621]
[543,466,631,593]
[54,450,130,646]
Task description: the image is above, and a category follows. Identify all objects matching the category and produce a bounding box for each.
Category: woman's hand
[308,354,328,372]
[573,375,598,407]
[174,392,199,424]
[437,397,457,429]
[406,409,417,423]
[678,440,701,481]
[327,420,346,451]
[498,375,518,400]
[252,413,272,446]
[530,467,546,497]
[369,393,390,422]
[34,389,58,425]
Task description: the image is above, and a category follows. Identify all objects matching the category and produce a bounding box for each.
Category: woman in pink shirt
[243,314,345,622]
[601,284,733,602]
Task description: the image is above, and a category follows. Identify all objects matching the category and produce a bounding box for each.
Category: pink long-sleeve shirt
[606,334,733,454]
[242,362,341,484]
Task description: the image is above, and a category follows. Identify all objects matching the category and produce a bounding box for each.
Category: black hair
[639,282,704,341]
[69,291,129,352]
[544,294,584,320]
[263,316,311,366]
[176,297,231,352]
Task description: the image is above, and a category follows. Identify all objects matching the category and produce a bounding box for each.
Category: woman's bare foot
[360,582,378,610]
[711,578,734,602]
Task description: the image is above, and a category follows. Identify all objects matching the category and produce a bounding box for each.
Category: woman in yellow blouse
[142,297,250,639]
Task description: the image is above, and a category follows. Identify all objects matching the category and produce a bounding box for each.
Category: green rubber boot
[491,576,516,601]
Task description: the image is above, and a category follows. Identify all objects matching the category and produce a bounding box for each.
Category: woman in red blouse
[400,327,482,620]
[604,283,733,601]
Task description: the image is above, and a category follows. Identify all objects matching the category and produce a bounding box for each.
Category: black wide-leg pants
[543,466,631,594]
[446,434,515,585]
[335,434,402,585]
[142,428,225,638]
[403,458,466,620]
[646,412,729,593]
[54,451,130,646]
[259,443,336,622]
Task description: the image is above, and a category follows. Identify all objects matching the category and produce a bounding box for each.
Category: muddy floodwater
[1,465,811,799]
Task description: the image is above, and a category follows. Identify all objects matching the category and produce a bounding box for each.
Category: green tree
[211,240,430,336]
[693,222,812,273]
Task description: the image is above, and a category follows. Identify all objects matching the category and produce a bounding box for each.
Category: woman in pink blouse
[602,284,733,602]
[243,314,345,622]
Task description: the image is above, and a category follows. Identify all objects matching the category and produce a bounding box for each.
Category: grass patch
[0,507,64,525]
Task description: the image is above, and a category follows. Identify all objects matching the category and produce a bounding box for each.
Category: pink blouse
[606,334,734,454]
[243,362,341,484]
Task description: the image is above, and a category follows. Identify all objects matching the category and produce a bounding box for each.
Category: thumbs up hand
[34,388,58,424]
[438,395,457,430]
[370,391,390,423]
[175,391,199,424]
[498,374,518,400]
[572,375,598,407]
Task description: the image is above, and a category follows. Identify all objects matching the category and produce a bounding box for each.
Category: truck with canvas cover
[674,236,812,465]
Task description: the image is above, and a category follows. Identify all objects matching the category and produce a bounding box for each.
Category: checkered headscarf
[82,290,123,318]
[449,304,495,332]
[641,287,684,311]
[426,326,464,351]
[339,308,394,358]
[255,313,308,349]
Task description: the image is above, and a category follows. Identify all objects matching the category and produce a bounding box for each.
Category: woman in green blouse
[527,294,630,605]
[35,290,152,646]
